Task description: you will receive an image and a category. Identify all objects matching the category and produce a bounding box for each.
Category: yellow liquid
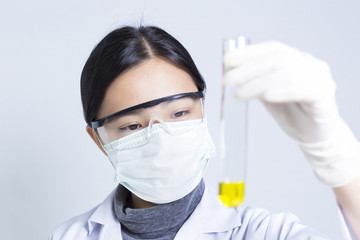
[219,182,245,207]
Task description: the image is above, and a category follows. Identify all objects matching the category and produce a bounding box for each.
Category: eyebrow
[106,106,150,124]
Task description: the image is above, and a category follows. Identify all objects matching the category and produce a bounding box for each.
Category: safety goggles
[91,91,205,147]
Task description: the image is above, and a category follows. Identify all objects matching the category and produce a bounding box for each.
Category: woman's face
[87,57,199,152]
[86,57,201,208]
[97,57,198,120]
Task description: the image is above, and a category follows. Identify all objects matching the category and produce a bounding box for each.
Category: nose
[147,117,168,139]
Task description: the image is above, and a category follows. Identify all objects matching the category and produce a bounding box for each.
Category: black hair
[81,25,206,126]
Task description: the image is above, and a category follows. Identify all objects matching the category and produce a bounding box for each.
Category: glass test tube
[219,36,249,207]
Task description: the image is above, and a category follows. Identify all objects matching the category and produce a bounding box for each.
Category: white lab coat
[49,183,346,239]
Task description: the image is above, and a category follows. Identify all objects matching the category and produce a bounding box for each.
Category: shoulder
[48,206,97,240]
[197,184,328,239]
[48,188,119,240]
[236,205,299,226]
[232,205,329,239]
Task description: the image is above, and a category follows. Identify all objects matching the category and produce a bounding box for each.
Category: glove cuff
[298,118,360,187]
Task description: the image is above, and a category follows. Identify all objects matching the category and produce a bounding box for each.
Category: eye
[172,110,189,119]
[119,123,142,131]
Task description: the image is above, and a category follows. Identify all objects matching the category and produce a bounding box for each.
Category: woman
[50,26,360,239]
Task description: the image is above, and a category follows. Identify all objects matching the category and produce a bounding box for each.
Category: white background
[1,0,360,239]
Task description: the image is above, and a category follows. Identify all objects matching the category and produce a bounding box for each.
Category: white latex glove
[223,41,360,187]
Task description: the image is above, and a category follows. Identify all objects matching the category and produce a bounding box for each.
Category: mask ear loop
[200,97,205,123]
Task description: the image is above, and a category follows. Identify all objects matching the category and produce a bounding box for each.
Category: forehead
[98,57,198,119]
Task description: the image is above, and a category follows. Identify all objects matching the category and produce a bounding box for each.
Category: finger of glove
[233,69,318,102]
[223,51,281,87]
[264,88,340,123]
[223,41,294,69]
[261,67,335,103]
[233,70,286,101]
[262,85,316,103]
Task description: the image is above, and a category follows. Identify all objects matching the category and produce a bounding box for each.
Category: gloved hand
[223,41,360,187]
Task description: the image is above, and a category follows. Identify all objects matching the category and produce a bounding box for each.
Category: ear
[86,125,107,156]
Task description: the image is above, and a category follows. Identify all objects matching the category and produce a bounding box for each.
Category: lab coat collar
[87,188,120,236]
[86,183,242,239]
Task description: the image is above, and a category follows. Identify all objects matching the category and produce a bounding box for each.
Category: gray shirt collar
[113,179,205,240]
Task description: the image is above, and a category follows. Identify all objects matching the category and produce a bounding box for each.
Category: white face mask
[103,119,216,204]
